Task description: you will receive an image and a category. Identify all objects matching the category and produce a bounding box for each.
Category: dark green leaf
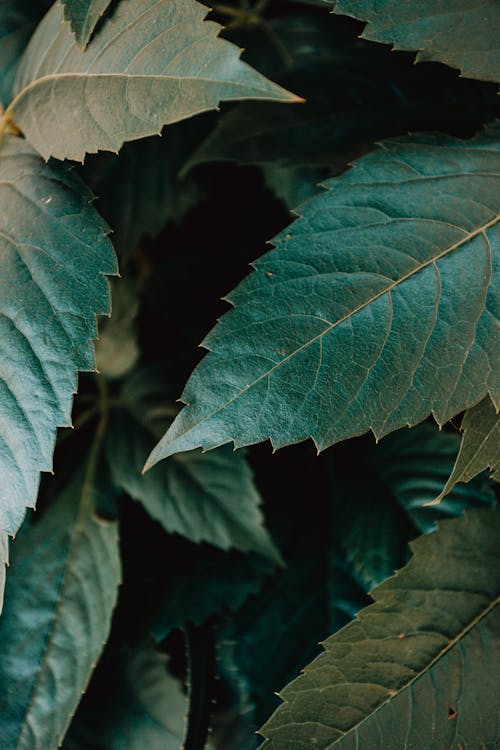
[107,408,281,562]
[436,396,500,501]
[260,506,500,749]
[0,463,121,749]
[0,135,116,536]
[147,126,500,465]
[9,0,297,161]
[333,0,500,83]
[60,0,112,48]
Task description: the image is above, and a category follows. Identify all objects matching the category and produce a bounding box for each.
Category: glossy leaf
[0,135,116,535]
[436,396,500,501]
[107,407,281,562]
[0,464,121,750]
[147,126,500,465]
[60,0,112,48]
[9,0,297,161]
[333,0,500,83]
[260,506,500,749]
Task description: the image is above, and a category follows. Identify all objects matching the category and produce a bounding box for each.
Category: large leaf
[0,532,8,614]
[333,0,500,83]
[0,462,121,749]
[107,408,281,562]
[60,0,113,48]
[0,135,116,536]
[259,506,500,749]
[436,396,500,502]
[331,422,495,589]
[146,126,500,466]
[8,0,297,161]
[0,1,50,107]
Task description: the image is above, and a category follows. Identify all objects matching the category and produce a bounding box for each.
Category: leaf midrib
[158,211,498,456]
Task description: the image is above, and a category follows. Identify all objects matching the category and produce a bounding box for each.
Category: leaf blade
[147,126,500,465]
[9,0,297,161]
[259,507,500,749]
[60,0,112,48]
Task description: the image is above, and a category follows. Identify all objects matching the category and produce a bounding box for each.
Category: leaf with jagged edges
[106,407,281,563]
[259,506,500,749]
[146,125,500,467]
[331,421,495,590]
[436,396,500,502]
[7,0,297,162]
[60,0,112,48]
[0,135,116,536]
[0,531,8,614]
[333,0,500,83]
[0,462,121,750]
[0,1,50,107]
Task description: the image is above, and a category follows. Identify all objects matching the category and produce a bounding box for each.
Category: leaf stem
[184,621,216,750]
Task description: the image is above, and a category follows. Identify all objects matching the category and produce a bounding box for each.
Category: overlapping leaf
[0,135,116,536]
[260,506,500,749]
[333,0,500,83]
[436,396,500,501]
[107,407,281,562]
[147,126,500,465]
[61,0,113,48]
[8,0,297,161]
[0,464,121,750]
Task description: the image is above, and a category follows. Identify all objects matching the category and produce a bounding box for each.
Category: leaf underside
[0,531,8,614]
[0,467,121,750]
[9,0,296,161]
[60,0,113,48]
[0,135,116,535]
[259,507,500,749]
[147,125,500,466]
[437,395,500,501]
[333,0,500,83]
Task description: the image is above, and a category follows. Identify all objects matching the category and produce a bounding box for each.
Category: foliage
[0,1,498,748]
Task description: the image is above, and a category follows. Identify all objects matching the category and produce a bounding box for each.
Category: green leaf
[107,408,281,562]
[60,0,112,48]
[333,0,500,83]
[332,422,495,589]
[436,396,500,502]
[146,125,500,465]
[63,641,193,750]
[259,506,500,749]
[0,462,121,749]
[0,1,50,107]
[8,0,298,161]
[0,531,8,614]
[0,135,116,536]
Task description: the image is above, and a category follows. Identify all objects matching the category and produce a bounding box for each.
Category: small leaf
[259,506,500,749]
[60,0,112,48]
[0,463,121,749]
[333,0,500,83]
[147,125,500,465]
[95,279,139,380]
[107,408,281,562]
[9,0,298,161]
[0,135,116,536]
[0,531,8,614]
[436,396,500,501]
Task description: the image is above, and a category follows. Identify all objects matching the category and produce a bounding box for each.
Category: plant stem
[184,621,216,750]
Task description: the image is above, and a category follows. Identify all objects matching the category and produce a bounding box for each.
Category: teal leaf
[0,135,116,536]
[147,126,500,465]
[436,395,500,502]
[0,532,8,614]
[259,506,500,749]
[0,463,121,749]
[107,408,281,562]
[60,0,112,48]
[9,0,298,161]
[333,0,500,83]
